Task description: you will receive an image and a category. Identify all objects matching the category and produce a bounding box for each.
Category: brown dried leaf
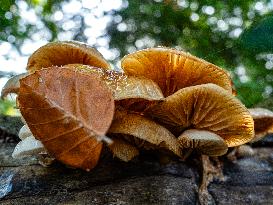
[178,129,228,156]
[108,110,182,157]
[147,84,254,147]
[27,41,110,72]
[248,108,273,142]
[108,137,139,162]
[18,66,115,171]
[121,47,232,96]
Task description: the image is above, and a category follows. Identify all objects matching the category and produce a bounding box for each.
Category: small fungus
[178,129,228,157]
[248,107,273,142]
[12,135,45,159]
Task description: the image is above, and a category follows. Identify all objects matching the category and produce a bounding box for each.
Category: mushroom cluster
[121,48,254,155]
[2,41,259,172]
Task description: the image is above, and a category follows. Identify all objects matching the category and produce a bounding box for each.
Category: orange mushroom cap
[147,84,254,147]
[121,47,232,97]
[27,41,111,72]
[248,108,273,142]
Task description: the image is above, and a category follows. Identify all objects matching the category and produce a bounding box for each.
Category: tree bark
[0,115,273,204]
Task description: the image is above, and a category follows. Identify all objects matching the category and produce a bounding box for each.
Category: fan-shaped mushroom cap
[147,84,254,147]
[65,64,164,101]
[121,47,232,96]
[178,129,228,156]
[12,135,46,159]
[108,137,139,162]
[18,124,32,140]
[27,41,110,72]
[1,73,28,98]
[248,108,273,142]
[108,110,182,157]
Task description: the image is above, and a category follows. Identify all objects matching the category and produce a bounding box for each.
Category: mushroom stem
[97,135,113,145]
[199,155,214,205]
[37,154,55,167]
[226,147,238,162]
[236,145,255,157]
[180,148,193,161]
[198,155,225,205]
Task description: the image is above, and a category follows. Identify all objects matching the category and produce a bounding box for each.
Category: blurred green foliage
[0,0,272,109]
[240,15,273,53]
[0,99,17,115]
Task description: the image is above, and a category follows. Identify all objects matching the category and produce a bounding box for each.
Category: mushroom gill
[108,110,182,159]
[147,83,254,147]
[178,129,228,156]
[108,137,140,162]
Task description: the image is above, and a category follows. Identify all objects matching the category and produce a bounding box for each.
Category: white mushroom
[12,135,46,159]
[18,125,32,140]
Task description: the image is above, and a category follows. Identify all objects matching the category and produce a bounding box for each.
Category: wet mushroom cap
[108,110,182,157]
[147,83,254,147]
[178,129,228,156]
[27,41,110,72]
[248,108,273,142]
[64,64,164,101]
[121,47,232,97]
